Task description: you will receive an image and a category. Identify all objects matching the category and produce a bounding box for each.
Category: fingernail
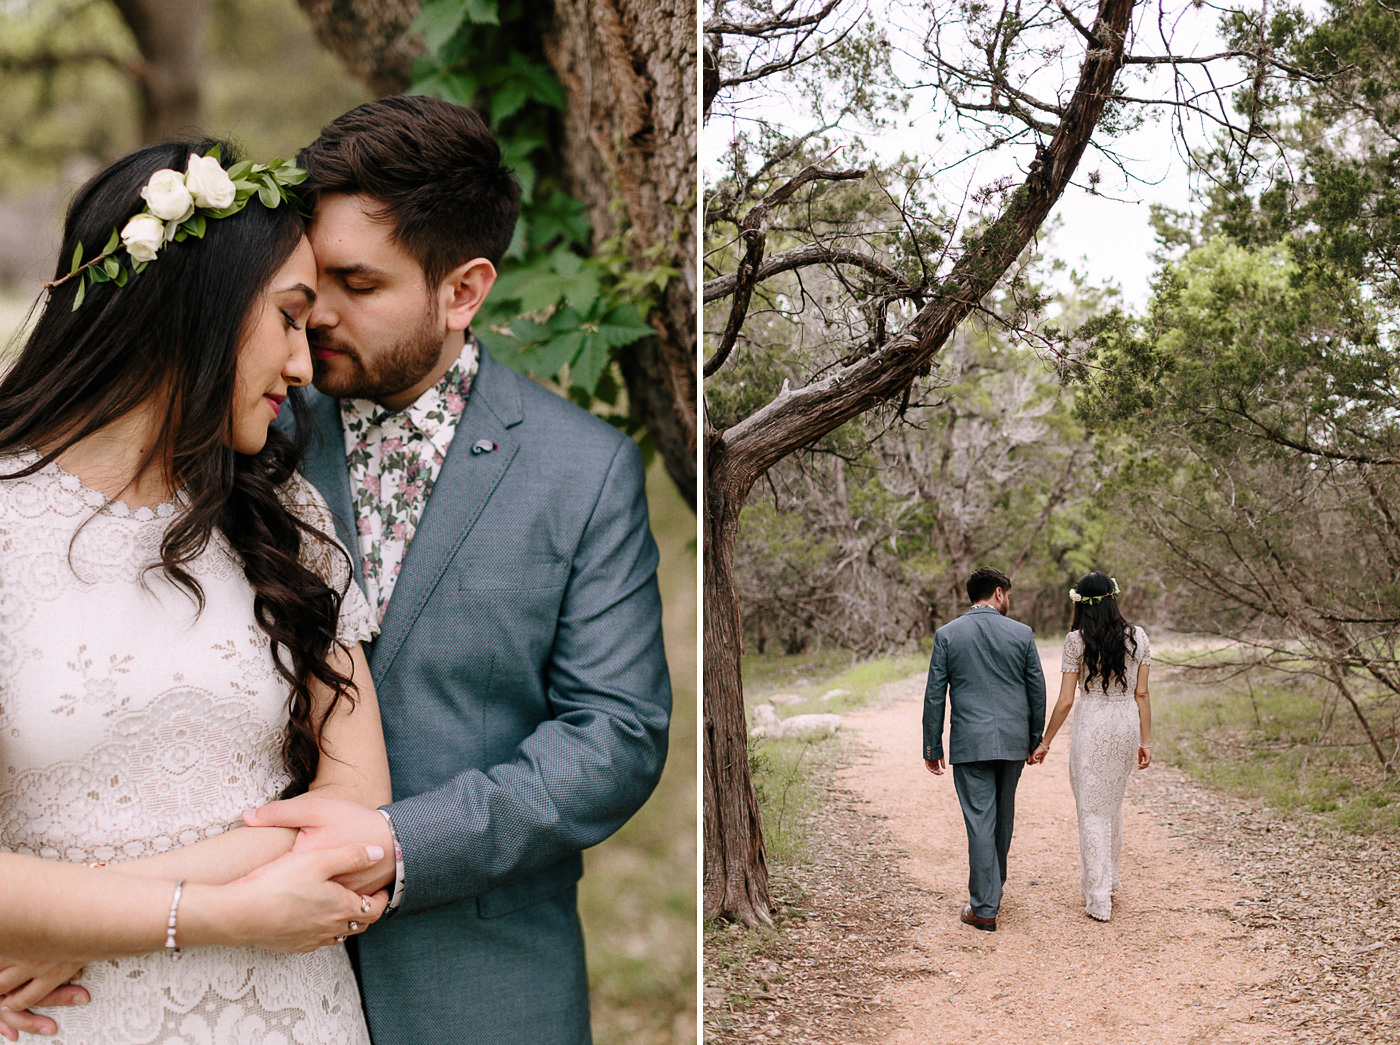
[366,845,385,861]
[41,1030,56,1037]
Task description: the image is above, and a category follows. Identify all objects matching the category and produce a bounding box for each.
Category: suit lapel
[296,390,366,597]
[370,350,524,683]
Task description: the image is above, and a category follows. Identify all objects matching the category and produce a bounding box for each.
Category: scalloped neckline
[12,448,183,521]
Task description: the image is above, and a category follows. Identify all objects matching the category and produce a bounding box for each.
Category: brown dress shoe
[960,904,996,931]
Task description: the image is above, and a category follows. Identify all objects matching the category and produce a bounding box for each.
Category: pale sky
[705,0,1296,311]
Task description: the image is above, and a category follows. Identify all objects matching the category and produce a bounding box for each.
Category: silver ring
[360,896,372,914]
[349,920,359,932]
[335,935,346,943]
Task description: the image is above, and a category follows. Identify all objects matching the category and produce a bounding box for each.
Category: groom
[249,96,671,1044]
[923,566,1045,932]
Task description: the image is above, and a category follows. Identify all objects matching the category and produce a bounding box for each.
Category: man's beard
[310,307,443,401]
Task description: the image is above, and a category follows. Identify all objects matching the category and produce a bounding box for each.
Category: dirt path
[837,651,1288,1045]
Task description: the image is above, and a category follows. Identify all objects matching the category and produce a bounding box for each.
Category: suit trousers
[952,759,1025,918]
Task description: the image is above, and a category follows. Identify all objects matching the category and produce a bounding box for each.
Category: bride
[0,140,390,1042]
[1029,572,1152,921]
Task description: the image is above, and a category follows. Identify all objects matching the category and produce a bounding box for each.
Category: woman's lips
[264,393,286,417]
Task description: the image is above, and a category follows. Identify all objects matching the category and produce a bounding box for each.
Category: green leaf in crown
[44,151,307,311]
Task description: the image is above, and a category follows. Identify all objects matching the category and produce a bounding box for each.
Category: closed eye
[280,310,303,331]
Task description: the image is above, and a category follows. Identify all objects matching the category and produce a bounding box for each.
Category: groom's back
[924,607,1046,763]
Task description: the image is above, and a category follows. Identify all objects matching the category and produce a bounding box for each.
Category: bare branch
[703,243,915,302]
[707,0,844,37]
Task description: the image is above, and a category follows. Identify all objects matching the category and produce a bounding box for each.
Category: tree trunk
[702,0,1138,922]
[112,0,208,142]
[293,0,421,95]
[544,0,698,510]
[703,432,770,924]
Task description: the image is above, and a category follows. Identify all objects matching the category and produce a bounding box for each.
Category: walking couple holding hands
[923,566,1153,930]
[0,94,669,1044]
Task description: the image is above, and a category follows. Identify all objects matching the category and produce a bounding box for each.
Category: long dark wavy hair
[1070,571,1140,691]
[0,139,354,797]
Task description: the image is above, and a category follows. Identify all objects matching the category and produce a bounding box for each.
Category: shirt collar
[341,335,479,457]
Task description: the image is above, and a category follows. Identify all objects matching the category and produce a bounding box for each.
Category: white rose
[121,213,166,263]
[139,169,195,223]
[185,153,237,210]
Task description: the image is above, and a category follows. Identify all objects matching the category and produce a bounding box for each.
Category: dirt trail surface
[706,648,1400,1045]
[837,650,1288,1045]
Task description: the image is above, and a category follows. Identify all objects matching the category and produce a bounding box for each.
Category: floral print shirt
[340,338,480,623]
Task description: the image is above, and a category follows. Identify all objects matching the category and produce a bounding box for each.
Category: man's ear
[439,258,497,333]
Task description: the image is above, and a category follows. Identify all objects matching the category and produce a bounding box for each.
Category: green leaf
[70,242,83,272]
[571,333,612,394]
[71,279,85,310]
[102,227,120,254]
[408,0,470,55]
[226,161,254,181]
[491,80,531,125]
[530,330,586,378]
[410,69,478,108]
[113,266,128,288]
[205,144,222,163]
[527,191,591,251]
[188,213,207,239]
[258,181,280,209]
[102,257,120,278]
[464,0,499,25]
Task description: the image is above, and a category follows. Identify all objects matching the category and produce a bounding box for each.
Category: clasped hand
[0,802,394,1039]
[0,961,88,1040]
[243,794,397,896]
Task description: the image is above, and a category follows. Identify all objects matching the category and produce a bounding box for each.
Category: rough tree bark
[703,0,1139,924]
[294,0,422,95]
[296,0,697,509]
[544,0,698,510]
[112,0,208,142]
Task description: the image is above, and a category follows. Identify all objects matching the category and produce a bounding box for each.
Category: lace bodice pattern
[1061,625,1150,921]
[0,452,375,1044]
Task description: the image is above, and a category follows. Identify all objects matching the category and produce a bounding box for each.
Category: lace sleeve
[1061,631,1084,674]
[1137,627,1151,666]
[279,473,378,646]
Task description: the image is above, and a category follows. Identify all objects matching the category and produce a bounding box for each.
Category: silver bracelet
[165,880,185,958]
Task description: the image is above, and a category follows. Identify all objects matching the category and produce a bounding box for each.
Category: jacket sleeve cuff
[376,807,406,916]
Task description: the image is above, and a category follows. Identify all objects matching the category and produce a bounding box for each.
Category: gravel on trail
[704,650,1400,1044]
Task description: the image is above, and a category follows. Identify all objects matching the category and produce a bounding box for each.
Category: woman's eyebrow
[275,282,317,303]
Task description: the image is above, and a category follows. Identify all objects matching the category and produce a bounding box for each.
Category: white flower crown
[1069,577,1121,604]
[45,146,306,310]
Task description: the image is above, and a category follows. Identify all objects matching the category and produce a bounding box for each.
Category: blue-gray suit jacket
[922,605,1046,764]
[286,348,671,1044]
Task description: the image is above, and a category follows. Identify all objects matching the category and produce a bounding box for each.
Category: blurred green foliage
[0,0,371,195]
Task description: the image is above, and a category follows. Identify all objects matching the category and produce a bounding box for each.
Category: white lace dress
[1061,626,1150,921]
[0,451,376,1044]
